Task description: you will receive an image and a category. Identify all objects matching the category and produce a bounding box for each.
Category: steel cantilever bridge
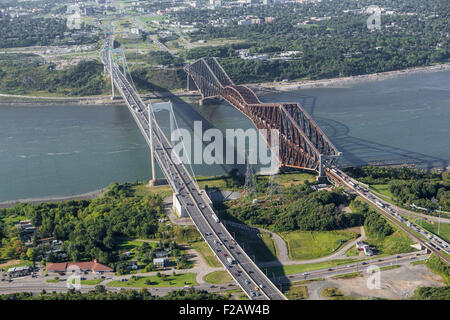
[185,57,341,177]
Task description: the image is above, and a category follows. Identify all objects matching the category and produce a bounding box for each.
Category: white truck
[227,257,234,264]
[375,200,385,208]
[212,214,220,223]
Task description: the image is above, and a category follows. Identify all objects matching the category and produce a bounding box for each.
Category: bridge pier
[187,74,198,91]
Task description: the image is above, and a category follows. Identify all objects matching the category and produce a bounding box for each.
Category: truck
[375,200,385,208]
[348,181,357,187]
[212,214,220,223]
[227,257,233,264]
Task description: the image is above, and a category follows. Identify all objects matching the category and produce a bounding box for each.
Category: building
[153,258,168,268]
[356,241,368,250]
[7,266,31,278]
[46,259,113,274]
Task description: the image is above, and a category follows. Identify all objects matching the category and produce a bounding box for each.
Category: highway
[100,35,286,300]
[277,250,428,284]
[327,168,450,263]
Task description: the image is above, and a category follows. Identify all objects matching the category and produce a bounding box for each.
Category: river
[0,70,449,202]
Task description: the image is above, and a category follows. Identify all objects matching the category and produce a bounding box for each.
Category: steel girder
[185,58,341,174]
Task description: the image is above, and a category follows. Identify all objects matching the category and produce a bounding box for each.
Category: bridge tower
[148,104,156,185]
[108,48,115,100]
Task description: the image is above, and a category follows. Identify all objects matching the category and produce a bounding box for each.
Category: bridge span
[101,36,286,300]
[185,57,341,177]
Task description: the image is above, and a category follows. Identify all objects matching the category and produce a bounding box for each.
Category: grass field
[267,258,362,277]
[80,279,104,285]
[284,284,308,300]
[280,228,358,260]
[190,241,221,268]
[107,273,197,288]
[365,224,416,256]
[203,271,233,284]
[411,219,450,243]
[369,184,394,199]
[229,227,277,262]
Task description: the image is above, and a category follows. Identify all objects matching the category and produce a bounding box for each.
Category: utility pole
[148,104,156,185]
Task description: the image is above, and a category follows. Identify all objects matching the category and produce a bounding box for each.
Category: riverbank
[1,63,448,104]
[0,91,201,106]
[249,63,450,93]
[0,188,108,209]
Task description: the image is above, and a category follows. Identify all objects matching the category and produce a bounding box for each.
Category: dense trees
[0,183,164,264]
[0,16,98,48]
[0,287,228,300]
[172,0,449,83]
[0,55,108,96]
[412,286,450,300]
[344,166,450,211]
[218,180,363,232]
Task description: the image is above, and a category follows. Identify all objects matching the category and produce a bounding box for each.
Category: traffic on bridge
[100,34,286,300]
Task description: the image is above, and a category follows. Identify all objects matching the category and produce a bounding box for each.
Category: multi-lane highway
[100,35,286,300]
[327,168,450,263]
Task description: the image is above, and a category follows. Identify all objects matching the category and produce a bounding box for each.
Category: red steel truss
[185,57,341,175]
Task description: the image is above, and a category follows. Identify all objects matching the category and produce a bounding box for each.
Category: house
[127,261,138,270]
[46,259,113,274]
[363,246,373,256]
[356,241,368,251]
[153,258,167,268]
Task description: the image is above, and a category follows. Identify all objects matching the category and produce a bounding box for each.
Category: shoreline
[0,63,448,105]
[0,188,108,209]
[0,91,201,106]
[248,63,450,93]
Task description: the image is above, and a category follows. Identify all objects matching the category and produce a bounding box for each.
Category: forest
[0,54,107,96]
[0,183,164,265]
[345,166,450,211]
[0,286,228,300]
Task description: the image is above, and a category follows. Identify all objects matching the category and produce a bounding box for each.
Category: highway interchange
[327,168,450,262]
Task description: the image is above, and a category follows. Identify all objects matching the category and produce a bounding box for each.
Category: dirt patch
[308,264,445,300]
[0,260,21,269]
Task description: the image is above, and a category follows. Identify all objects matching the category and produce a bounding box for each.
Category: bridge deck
[101,37,286,300]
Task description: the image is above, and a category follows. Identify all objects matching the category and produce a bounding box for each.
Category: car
[347,265,354,268]
[378,259,383,262]
[259,284,264,289]
[327,268,333,271]
[302,272,310,276]
[361,262,367,265]
[245,280,250,284]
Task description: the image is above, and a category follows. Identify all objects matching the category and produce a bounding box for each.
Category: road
[101,34,286,300]
[327,168,450,262]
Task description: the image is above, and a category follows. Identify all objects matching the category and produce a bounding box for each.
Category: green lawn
[369,184,394,199]
[285,284,308,300]
[365,224,416,256]
[190,241,221,268]
[203,271,233,284]
[229,227,277,262]
[280,229,358,260]
[267,258,362,277]
[107,273,197,288]
[46,278,60,283]
[80,279,104,285]
[412,219,450,243]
